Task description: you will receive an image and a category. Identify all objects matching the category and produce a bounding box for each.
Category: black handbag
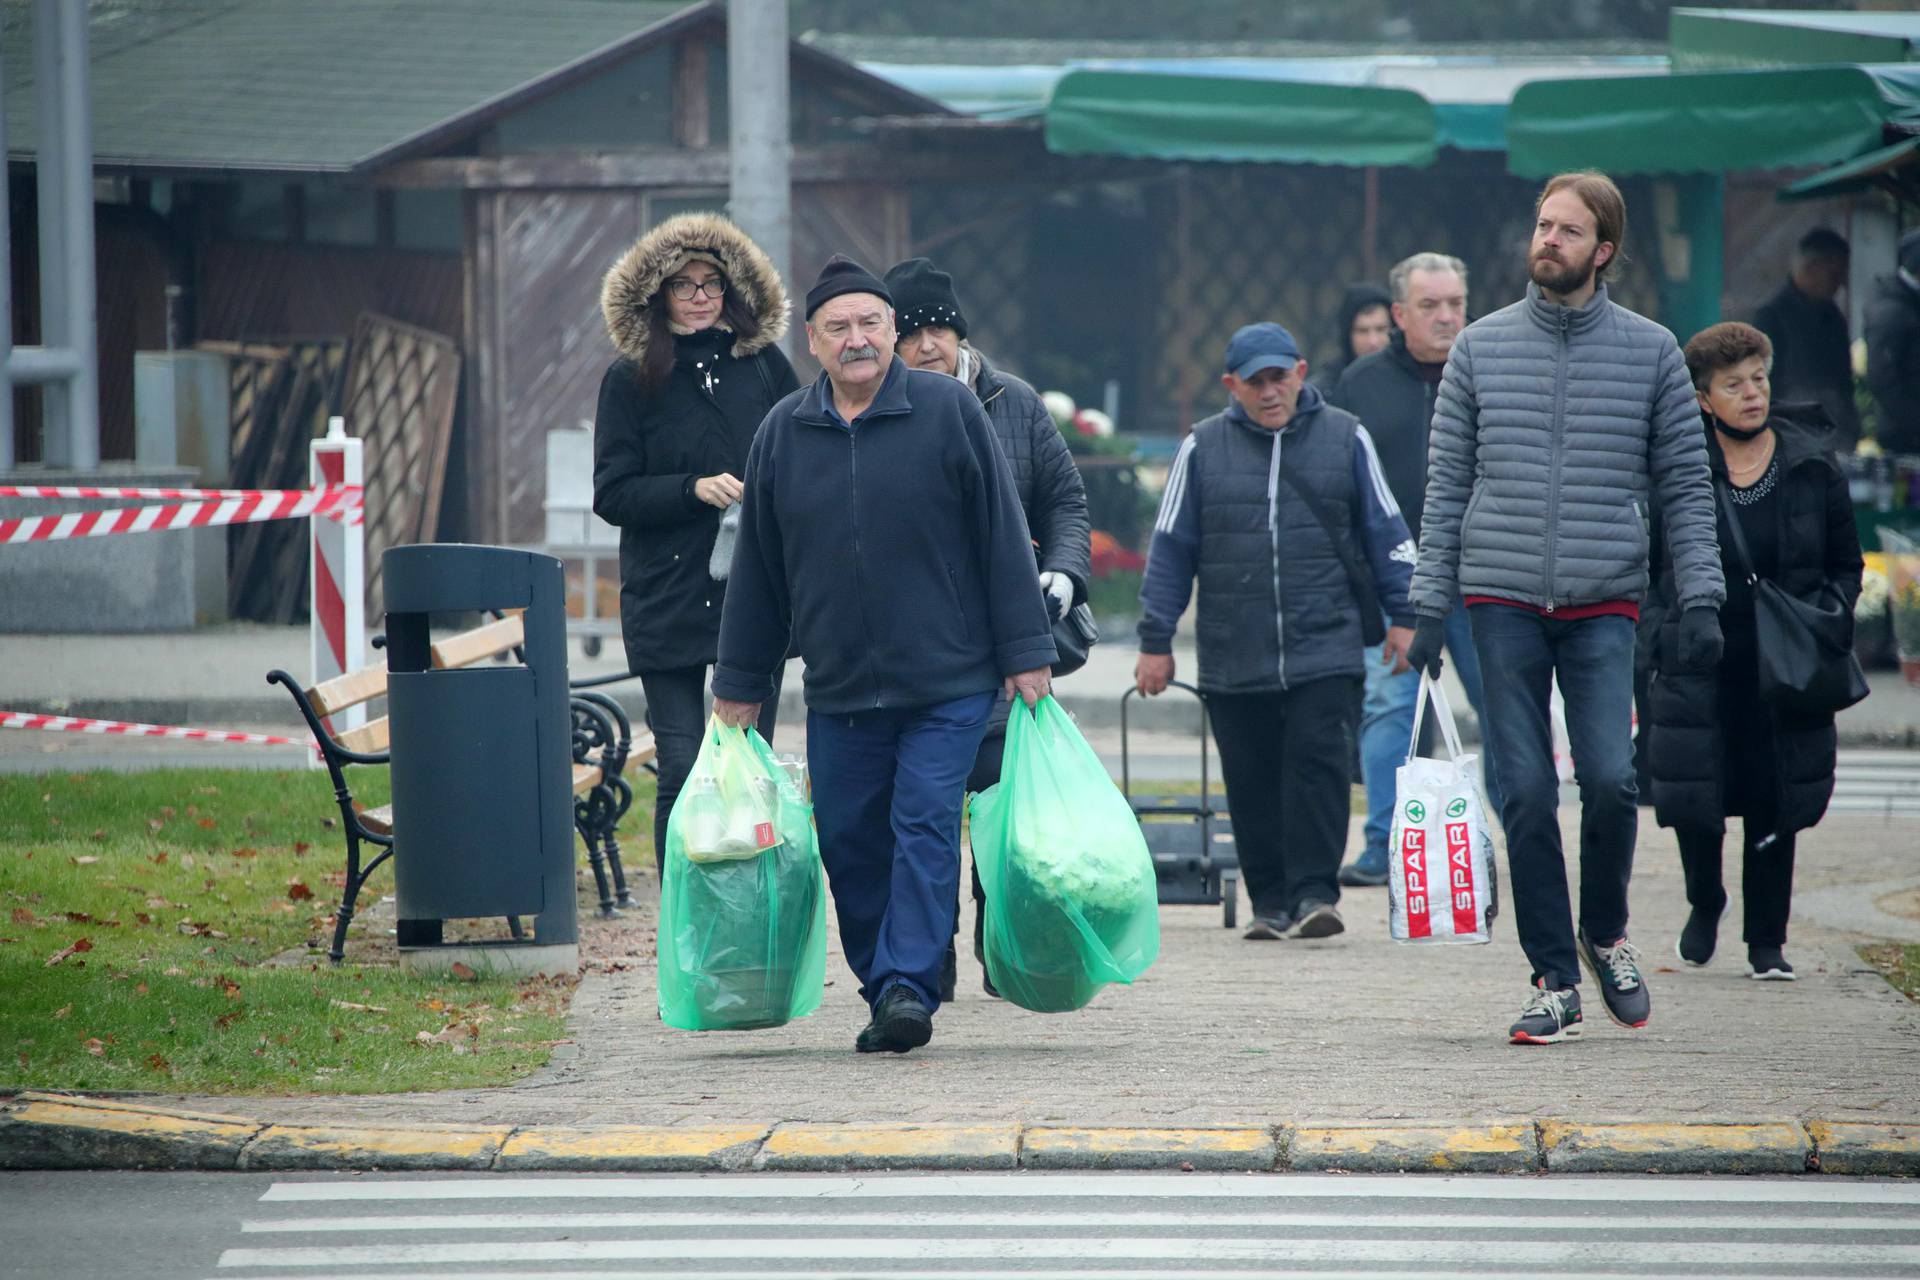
[1050,600,1099,678]
[1713,478,1868,717]
[1277,466,1388,646]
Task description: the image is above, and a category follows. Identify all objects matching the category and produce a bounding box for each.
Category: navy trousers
[807,691,994,1014]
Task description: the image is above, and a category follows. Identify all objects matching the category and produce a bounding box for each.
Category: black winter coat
[1328,330,1442,540]
[1865,273,1920,454]
[1752,278,1859,448]
[1644,418,1865,835]
[589,213,799,674]
[971,349,1092,599]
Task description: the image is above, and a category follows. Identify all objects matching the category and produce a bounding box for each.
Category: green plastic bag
[657,720,826,1031]
[969,696,1160,1013]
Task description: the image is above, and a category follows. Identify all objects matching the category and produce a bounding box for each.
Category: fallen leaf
[147,819,163,834]
[197,786,219,796]
[450,961,477,982]
[134,982,149,996]
[162,965,185,976]
[231,847,258,859]
[293,841,311,855]
[213,1009,245,1030]
[134,913,151,926]
[159,806,176,819]
[68,856,99,866]
[425,998,447,1012]
[149,852,168,865]
[321,817,337,830]
[144,1053,171,1072]
[179,854,195,869]
[328,1027,344,1042]
[10,907,32,924]
[197,819,216,830]
[63,911,93,923]
[81,1037,106,1056]
[89,830,106,842]
[286,880,314,902]
[217,976,242,1000]
[45,938,93,967]
[52,1003,71,1019]
[328,999,389,1013]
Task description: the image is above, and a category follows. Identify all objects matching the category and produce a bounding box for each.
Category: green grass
[0,767,606,1096]
[1859,943,1920,1003]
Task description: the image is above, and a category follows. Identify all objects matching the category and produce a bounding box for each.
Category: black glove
[1406,615,1446,677]
[1676,605,1724,672]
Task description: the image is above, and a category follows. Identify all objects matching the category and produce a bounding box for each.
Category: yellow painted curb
[496,1125,770,1171]
[240,1123,513,1171]
[1288,1123,1536,1173]
[756,1122,1018,1171]
[0,1093,260,1170]
[1541,1120,1808,1174]
[1807,1121,1920,1176]
[1020,1125,1276,1171]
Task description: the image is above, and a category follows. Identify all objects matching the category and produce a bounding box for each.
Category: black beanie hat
[805,254,892,320]
[883,257,968,339]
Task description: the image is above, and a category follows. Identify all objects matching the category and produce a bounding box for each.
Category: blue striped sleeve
[1137,435,1200,655]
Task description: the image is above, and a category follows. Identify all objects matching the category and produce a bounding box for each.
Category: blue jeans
[806,691,993,1015]
[1356,609,1502,870]
[1469,606,1638,992]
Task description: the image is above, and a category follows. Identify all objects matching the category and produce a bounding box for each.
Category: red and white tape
[1,710,314,749]
[0,485,361,545]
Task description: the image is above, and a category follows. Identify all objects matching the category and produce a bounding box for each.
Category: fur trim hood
[600,213,790,363]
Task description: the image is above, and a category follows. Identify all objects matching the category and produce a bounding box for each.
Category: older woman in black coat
[1645,322,1864,981]
[592,213,798,874]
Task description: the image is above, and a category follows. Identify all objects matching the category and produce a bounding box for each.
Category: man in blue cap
[1135,321,1417,940]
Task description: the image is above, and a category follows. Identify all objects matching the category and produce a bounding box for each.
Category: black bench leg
[330,836,393,964]
[605,828,632,908]
[506,915,525,940]
[574,801,617,918]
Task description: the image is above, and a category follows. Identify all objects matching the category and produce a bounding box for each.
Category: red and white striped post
[311,416,365,736]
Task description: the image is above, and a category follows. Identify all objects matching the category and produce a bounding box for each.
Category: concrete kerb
[5,1094,1919,1175]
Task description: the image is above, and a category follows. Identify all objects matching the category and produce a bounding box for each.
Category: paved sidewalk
[43,807,1919,1136]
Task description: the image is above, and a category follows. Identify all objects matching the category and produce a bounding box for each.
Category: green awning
[1045,67,1438,168]
[1506,64,1920,177]
[1779,135,1920,202]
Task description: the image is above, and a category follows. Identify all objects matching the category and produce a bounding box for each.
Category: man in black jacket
[1866,228,1920,455]
[883,255,1093,999]
[1328,252,1502,888]
[713,255,1056,1055]
[1753,228,1858,447]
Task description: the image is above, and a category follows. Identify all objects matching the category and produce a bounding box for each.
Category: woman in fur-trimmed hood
[591,213,798,871]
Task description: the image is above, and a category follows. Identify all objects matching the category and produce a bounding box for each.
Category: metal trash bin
[383,543,578,976]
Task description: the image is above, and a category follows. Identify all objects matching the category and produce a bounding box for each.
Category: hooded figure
[1312,282,1394,391]
[591,212,799,871]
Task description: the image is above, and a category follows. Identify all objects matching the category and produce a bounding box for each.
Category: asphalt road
[6,1169,1920,1278]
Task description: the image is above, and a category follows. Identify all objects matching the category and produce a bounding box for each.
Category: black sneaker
[938,940,958,1003]
[1676,905,1722,967]
[1577,929,1651,1028]
[1288,900,1345,939]
[1242,913,1292,941]
[1748,946,1797,981]
[1509,981,1582,1044]
[1338,860,1389,888]
[854,984,933,1055]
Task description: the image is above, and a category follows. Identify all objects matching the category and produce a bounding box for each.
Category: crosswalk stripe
[213,1236,1920,1268]
[204,1272,1784,1280]
[255,1173,1920,1205]
[236,1208,1920,1234]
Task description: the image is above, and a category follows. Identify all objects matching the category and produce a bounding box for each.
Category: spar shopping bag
[1387,674,1499,945]
[969,696,1160,1012]
[657,720,827,1030]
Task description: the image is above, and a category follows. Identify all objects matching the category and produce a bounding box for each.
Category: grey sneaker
[1288,900,1345,939]
[1509,981,1582,1044]
[1577,929,1651,1028]
[1748,946,1797,981]
[1242,913,1292,941]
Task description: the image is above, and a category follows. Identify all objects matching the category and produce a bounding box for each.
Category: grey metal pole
[0,36,14,472]
[33,0,99,469]
[727,0,791,352]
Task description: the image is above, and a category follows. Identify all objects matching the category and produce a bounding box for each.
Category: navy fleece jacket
[712,355,1057,714]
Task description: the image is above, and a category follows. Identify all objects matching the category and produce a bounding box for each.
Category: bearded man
[1405,172,1725,1046]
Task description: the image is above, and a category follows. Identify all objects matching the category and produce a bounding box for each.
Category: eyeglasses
[667,277,726,301]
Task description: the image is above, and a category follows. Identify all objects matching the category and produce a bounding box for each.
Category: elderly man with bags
[712,255,1056,1056]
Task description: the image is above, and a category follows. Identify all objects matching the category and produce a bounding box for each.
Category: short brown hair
[1684,321,1773,390]
[1537,170,1627,280]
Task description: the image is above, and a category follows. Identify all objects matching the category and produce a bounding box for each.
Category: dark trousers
[640,664,781,876]
[1207,676,1360,919]
[807,691,994,1014]
[1469,606,1638,991]
[1675,819,1797,949]
[958,691,1014,924]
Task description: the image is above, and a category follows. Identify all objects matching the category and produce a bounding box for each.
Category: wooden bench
[268,612,656,962]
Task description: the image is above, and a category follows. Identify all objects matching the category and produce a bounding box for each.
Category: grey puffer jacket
[971,349,1092,600]
[1409,283,1725,617]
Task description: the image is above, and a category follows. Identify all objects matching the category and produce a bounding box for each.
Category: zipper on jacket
[1544,310,1571,612]
[846,428,884,708]
[1268,429,1287,689]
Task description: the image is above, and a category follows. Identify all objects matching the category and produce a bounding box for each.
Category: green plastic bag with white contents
[969,695,1160,1012]
[657,720,826,1031]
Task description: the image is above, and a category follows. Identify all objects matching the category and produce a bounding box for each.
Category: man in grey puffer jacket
[1406,171,1726,1046]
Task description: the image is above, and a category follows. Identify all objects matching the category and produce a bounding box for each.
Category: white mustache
[839,345,881,364]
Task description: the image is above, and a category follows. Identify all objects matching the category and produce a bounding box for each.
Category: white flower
[1041,390,1077,429]
[1857,567,1890,619]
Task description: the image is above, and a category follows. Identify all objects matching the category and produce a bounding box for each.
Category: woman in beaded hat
[592,213,798,874]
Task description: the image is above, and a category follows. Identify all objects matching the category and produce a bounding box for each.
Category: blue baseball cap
[1224,322,1303,380]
